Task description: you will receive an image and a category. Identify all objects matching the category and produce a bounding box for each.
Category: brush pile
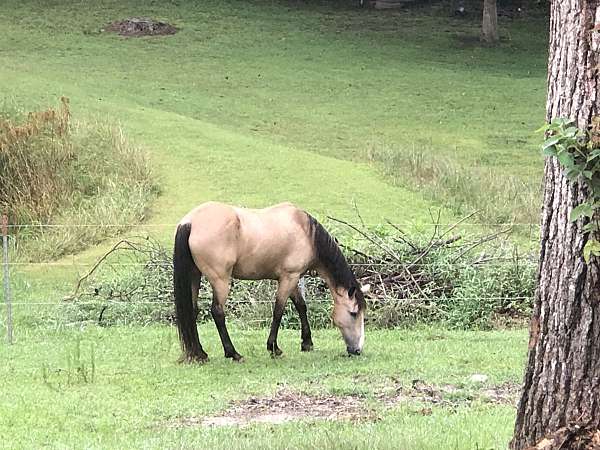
[326,214,535,328]
[66,214,536,330]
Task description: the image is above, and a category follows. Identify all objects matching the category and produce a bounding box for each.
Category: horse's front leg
[267,276,299,357]
[290,279,313,352]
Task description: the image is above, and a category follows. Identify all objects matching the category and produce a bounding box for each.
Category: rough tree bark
[511,1,600,449]
[482,0,499,44]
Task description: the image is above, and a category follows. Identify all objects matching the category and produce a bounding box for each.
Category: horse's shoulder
[271,202,308,220]
[270,201,298,210]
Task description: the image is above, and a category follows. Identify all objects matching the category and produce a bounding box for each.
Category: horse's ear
[361,284,371,294]
[348,286,356,297]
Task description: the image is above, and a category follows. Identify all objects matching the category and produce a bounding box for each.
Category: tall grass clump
[366,144,541,227]
[0,98,73,222]
[0,99,157,260]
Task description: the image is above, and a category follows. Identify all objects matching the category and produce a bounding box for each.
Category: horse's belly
[230,209,312,280]
[231,247,308,280]
[231,260,279,280]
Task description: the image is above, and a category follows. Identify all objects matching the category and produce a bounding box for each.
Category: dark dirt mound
[170,381,520,429]
[104,17,178,37]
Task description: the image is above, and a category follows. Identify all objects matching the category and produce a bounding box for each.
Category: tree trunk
[481,0,499,44]
[511,1,600,449]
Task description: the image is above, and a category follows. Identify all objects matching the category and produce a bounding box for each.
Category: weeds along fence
[0,217,539,341]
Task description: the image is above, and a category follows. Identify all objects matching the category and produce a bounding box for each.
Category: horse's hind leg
[191,266,202,321]
[290,279,313,352]
[267,275,300,357]
[186,267,208,361]
[209,278,243,362]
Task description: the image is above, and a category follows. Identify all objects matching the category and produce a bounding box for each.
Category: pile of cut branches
[327,212,535,328]
[65,213,536,329]
[66,236,175,326]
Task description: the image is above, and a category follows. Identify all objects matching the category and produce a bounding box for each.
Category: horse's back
[235,203,314,279]
[180,202,314,280]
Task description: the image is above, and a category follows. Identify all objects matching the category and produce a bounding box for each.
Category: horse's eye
[349,312,358,319]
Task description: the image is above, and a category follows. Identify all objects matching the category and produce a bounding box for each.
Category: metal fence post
[2,215,13,345]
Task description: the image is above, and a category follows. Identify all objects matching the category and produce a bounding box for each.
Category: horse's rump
[181,202,315,281]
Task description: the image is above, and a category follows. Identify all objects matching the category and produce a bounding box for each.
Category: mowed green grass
[3,270,528,449]
[0,1,544,448]
[0,322,526,450]
[0,0,548,230]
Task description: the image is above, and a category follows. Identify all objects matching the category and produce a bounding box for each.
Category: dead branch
[67,237,153,300]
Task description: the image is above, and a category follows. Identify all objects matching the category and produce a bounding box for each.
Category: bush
[439,256,535,329]
[0,99,157,260]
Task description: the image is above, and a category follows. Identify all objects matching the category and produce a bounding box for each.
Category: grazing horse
[172,201,367,362]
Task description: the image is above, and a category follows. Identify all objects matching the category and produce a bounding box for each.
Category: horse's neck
[316,266,343,296]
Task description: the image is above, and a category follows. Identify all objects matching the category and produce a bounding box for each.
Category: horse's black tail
[173,222,203,362]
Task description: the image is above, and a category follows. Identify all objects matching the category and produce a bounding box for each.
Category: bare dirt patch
[104,17,178,37]
[174,390,369,428]
[171,381,520,429]
[378,379,520,408]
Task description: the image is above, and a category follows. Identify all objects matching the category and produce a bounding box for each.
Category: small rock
[469,374,488,383]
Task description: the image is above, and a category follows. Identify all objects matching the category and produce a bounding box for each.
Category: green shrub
[440,258,535,329]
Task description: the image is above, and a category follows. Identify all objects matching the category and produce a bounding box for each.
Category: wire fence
[6,222,542,226]
[5,260,536,267]
[0,295,535,307]
[6,222,543,230]
[1,215,13,343]
[1,216,538,343]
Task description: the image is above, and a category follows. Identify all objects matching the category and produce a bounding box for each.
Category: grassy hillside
[0,0,548,234]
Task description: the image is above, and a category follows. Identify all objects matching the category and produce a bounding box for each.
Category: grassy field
[0,323,527,449]
[0,0,547,231]
[0,0,547,448]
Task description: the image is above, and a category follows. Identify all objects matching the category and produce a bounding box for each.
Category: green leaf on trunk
[570,203,594,221]
[542,136,561,150]
[583,239,600,263]
[557,150,575,168]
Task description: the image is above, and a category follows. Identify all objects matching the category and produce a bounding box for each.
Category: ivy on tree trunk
[510,1,600,449]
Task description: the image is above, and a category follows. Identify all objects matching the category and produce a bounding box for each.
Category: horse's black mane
[307,214,366,311]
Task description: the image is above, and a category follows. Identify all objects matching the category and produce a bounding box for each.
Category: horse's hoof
[267,341,283,357]
[226,352,244,362]
[179,353,209,364]
[301,342,313,352]
[269,346,283,358]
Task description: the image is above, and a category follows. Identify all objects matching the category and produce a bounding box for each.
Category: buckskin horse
[173,201,367,362]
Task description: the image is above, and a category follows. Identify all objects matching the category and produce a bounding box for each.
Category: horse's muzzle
[347,347,361,356]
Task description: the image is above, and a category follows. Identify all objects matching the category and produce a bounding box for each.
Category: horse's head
[332,284,368,355]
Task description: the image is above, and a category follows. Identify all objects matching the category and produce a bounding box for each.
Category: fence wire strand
[1,296,535,307]
[6,222,541,228]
